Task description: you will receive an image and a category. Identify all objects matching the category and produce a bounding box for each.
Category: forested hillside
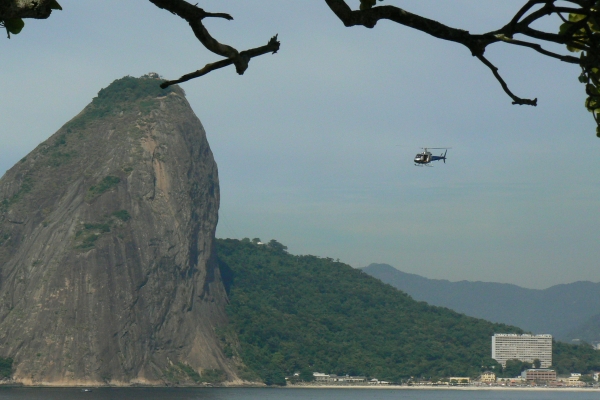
[216,239,519,384]
[217,239,600,385]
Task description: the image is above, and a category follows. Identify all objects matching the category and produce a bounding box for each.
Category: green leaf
[596,126,600,138]
[559,22,573,36]
[569,13,586,23]
[49,0,62,10]
[579,73,588,83]
[4,18,24,35]
[586,83,598,95]
[588,16,600,32]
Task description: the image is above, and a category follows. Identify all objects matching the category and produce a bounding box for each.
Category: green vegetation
[93,75,174,108]
[64,75,175,131]
[112,210,131,222]
[86,176,120,201]
[178,363,201,383]
[553,341,600,375]
[0,233,10,246]
[83,223,110,233]
[164,364,190,384]
[201,369,226,383]
[163,363,225,384]
[34,133,78,168]
[0,357,12,379]
[74,209,132,250]
[0,175,34,211]
[498,359,532,378]
[217,238,600,385]
[216,238,519,385]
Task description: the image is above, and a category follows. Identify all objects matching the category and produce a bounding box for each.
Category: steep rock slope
[362,263,600,341]
[0,75,231,385]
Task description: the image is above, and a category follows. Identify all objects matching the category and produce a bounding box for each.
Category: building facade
[521,368,556,381]
[492,334,552,368]
[480,371,496,382]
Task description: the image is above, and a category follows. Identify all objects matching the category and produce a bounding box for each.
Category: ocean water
[0,387,597,400]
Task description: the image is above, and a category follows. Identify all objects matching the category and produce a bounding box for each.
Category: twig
[161,35,280,88]
[476,54,537,106]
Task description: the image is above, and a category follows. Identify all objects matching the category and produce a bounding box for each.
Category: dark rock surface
[0,75,233,385]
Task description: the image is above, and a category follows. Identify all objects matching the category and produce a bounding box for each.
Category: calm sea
[0,388,597,400]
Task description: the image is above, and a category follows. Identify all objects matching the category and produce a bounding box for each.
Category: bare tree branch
[324,0,496,56]
[506,0,547,33]
[475,54,537,106]
[324,0,546,106]
[494,35,580,64]
[149,0,279,84]
[160,35,280,88]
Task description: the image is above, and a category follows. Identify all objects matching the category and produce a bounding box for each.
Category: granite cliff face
[0,75,233,385]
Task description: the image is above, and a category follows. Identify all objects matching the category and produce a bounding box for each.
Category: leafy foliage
[0,357,12,379]
[92,75,174,109]
[1,1,61,38]
[217,238,600,385]
[164,363,202,384]
[1,18,24,37]
[86,175,120,201]
[73,209,131,250]
[499,359,532,378]
[552,340,600,374]
[217,238,521,385]
[0,175,34,211]
[558,3,600,136]
[201,369,227,383]
[64,75,176,131]
[112,209,131,222]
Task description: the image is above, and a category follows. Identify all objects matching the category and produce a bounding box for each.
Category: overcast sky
[1,1,598,289]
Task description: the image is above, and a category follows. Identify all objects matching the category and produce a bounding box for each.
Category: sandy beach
[285,384,600,391]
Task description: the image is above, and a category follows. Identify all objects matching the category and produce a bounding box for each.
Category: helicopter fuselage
[414,148,448,165]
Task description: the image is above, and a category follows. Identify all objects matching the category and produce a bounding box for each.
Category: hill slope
[0,75,231,385]
[216,239,522,383]
[566,313,600,344]
[362,263,600,341]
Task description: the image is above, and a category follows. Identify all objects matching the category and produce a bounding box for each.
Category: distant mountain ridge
[362,263,600,342]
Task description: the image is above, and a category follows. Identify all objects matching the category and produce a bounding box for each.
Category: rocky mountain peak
[0,75,233,385]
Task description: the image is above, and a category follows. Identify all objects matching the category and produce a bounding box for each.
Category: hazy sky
[1,1,598,289]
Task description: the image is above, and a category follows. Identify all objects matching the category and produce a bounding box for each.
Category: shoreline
[284,384,600,391]
[0,382,598,391]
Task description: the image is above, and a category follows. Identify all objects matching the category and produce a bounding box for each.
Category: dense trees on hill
[553,341,600,375]
[216,238,600,385]
[217,238,516,384]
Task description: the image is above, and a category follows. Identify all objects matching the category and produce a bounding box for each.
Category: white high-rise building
[492,334,552,368]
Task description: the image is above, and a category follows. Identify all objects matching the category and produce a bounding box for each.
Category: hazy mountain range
[362,263,600,343]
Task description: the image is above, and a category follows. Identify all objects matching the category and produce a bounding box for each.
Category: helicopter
[414,147,451,166]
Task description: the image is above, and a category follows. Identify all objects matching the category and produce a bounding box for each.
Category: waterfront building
[521,368,556,381]
[492,333,552,368]
[313,372,330,382]
[479,371,496,382]
[312,372,367,384]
